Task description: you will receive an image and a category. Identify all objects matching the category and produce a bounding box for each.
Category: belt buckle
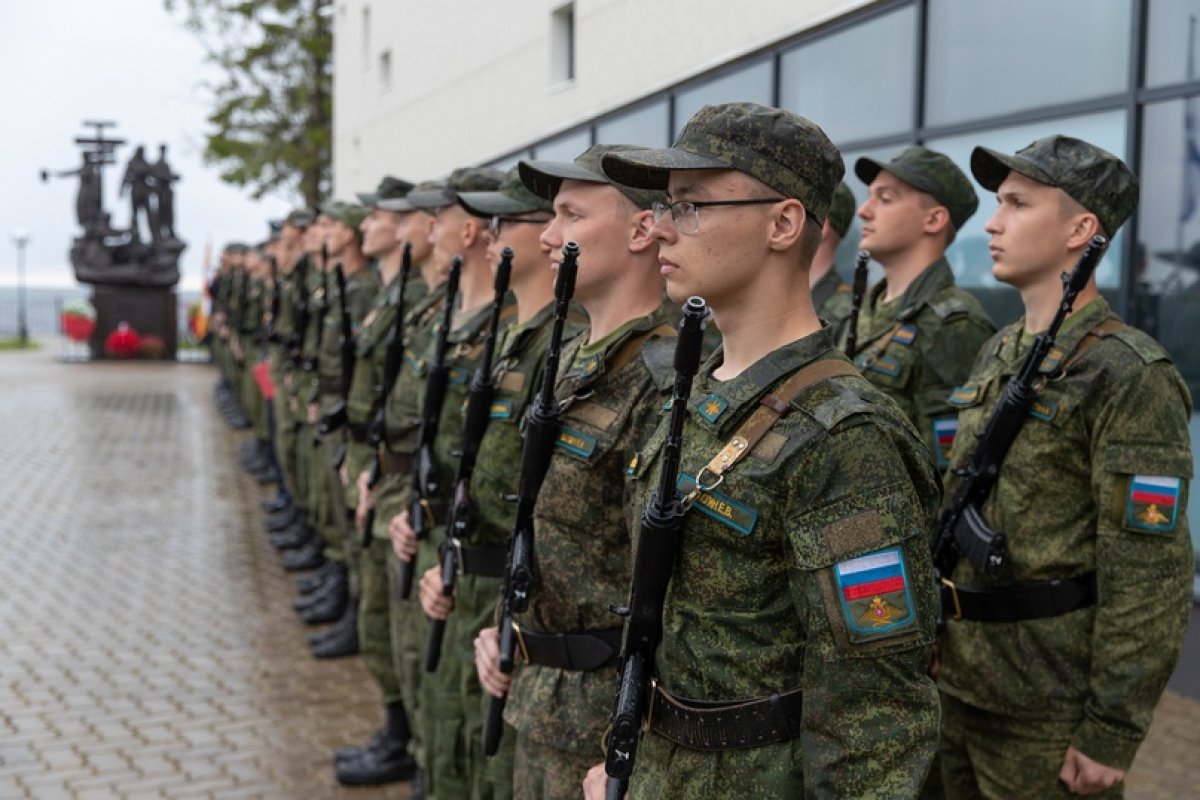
[451,537,465,576]
[512,621,531,666]
[941,577,963,621]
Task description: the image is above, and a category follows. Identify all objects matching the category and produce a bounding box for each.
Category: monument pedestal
[89,285,177,360]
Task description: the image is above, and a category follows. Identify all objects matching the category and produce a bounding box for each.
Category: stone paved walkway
[0,346,1196,799]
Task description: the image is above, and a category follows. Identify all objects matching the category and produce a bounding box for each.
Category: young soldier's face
[541,180,648,306]
[429,205,471,270]
[984,171,1076,289]
[651,169,780,307]
[486,212,552,287]
[327,220,356,259]
[856,171,929,261]
[395,211,435,265]
[360,209,400,259]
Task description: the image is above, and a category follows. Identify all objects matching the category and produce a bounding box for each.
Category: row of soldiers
[208,101,1194,799]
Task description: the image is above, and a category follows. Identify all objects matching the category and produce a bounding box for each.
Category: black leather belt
[517,627,621,671]
[348,423,369,443]
[647,683,803,752]
[456,543,506,578]
[381,449,413,476]
[941,573,1097,623]
[318,375,343,394]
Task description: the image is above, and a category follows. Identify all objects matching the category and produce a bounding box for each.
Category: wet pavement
[0,345,1196,799]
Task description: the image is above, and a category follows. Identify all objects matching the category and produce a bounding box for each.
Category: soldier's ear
[1065,212,1102,251]
[462,215,483,248]
[923,205,951,239]
[628,208,656,254]
[766,199,805,253]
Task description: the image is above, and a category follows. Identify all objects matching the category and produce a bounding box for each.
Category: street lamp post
[11,229,30,345]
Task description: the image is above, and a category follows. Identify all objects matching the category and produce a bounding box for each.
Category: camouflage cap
[519,144,665,210]
[378,179,444,213]
[458,166,553,218]
[827,182,856,238]
[283,208,316,229]
[855,146,978,229]
[320,200,369,232]
[356,175,415,208]
[971,135,1139,235]
[406,167,505,211]
[600,103,843,224]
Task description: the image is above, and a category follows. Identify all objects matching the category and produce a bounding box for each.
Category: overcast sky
[0,0,292,291]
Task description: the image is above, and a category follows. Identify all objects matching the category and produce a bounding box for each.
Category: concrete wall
[332,0,871,196]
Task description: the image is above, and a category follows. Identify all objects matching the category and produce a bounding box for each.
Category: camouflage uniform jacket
[847,258,995,467]
[938,296,1194,770]
[812,268,853,342]
[628,326,941,798]
[506,306,677,755]
[316,266,380,413]
[292,266,329,422]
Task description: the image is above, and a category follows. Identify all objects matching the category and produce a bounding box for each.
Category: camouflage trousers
[939,692,1125,800]
[292,419,312,513]
[311,432,346,564]
[340,441,375,595]
[512,728,597,800]
[359,536,400,704]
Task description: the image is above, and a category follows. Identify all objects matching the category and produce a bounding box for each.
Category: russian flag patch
[1125,475,1183,534]
[833,547,917,643]
[933,417,957,467]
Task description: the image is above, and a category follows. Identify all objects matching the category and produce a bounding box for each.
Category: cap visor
[518,159,606,200]
[376,197,417,212]
[970,147,1055,193]
[853,157,885,187]
[356,192,378,206]
[457,191,541,218]
[600,147,731,190]
[405,189,455,211]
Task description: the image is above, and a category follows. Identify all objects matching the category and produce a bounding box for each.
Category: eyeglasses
[489,215,551,237]
[651,198,785,235]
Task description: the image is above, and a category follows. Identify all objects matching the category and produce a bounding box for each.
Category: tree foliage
[163,0,332,207]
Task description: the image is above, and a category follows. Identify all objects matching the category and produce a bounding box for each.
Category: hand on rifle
[388,510,418,562]
[474,626,512,698]
[583,763,622,800]
[1059,747,1125,796]
[419,565,454,620]
[338,463,349,488]
[355,470,374,531]
[306,402,319,426]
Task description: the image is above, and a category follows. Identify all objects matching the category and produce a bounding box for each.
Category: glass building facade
[487,0,1200,582]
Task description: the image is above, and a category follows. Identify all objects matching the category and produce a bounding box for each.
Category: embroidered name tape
[676,473,758,535]
[892,324,918,345]
[1125,475,1183,534]
[489,398,514,420]
[555,425,597,458]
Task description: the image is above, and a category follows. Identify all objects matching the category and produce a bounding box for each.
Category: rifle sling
[693,359,860,495]
[1052,318,1126,376]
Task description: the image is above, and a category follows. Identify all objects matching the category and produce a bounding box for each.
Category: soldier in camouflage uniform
[935,136,1195,800]
[847,147,996,469]
[810,182,856,338]
[416,168,580,799]
[388,167,510,800]
[472,144,674,800]
[583,102,943,799]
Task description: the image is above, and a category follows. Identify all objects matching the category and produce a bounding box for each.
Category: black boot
[334,702,415,785]
[272,522,315,552]
[334,697,407,762]
[311,596,360,658]
[300,575,348,623]
[283,540,326,572]
[294,562,346,610]
[262,493,292,514]
[266,505,301,532]
[296,559,336,594]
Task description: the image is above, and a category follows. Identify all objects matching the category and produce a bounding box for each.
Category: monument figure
[120,145,155,243]
[150,144,178,241]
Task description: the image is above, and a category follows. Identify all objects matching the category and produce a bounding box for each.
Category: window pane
[925,110,1127,299]
[596,100,670,148]
[532,129,591,161]
[925,0,1131,126]
[673,58,773,138]
[779,6,916,145]
[1146,1,1200,87]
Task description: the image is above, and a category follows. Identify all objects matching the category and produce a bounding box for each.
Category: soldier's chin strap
[687,358,860,504]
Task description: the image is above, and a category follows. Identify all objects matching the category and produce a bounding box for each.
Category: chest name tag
[862,354,902,377]
[892,324,918,345]
[404,351,427,375]
[948,385,978,407]
[676,473,758,536]
[555,426,597,458]
[490,398,514,420]
[1125,475,1183,534]
[834,547,916,643]
[1029,398,1058,422]
[448,367,471,385]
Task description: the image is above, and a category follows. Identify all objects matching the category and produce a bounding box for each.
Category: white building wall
[332,0,871,196]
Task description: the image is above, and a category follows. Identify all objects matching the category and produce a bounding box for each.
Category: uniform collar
[498,300,556,362]
[994,295,1113,368]
[559,304,671,395]
[689,324,837,436]
[866,256,955,327]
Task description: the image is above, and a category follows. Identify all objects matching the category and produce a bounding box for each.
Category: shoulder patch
[640,335,677,392]
[833,547,917,643]
[1125,475,1183,534]
[932,417,957,467]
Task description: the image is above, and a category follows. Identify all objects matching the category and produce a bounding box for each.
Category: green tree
[163,0,332,207]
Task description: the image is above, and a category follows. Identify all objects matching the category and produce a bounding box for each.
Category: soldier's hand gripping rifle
[288,253,311,368]
[361,243,413,548]
[425,248,514,673]
[317,261,354,435]
[932,235,1107,584]
[481,242,579,756]
[603,296,707,800]
[398,256,463,599]
[843,250,870,356]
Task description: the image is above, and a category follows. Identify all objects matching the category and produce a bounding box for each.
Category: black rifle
[603,297,707,798]
[317,261,354,435]
[264,255,280,344]
[843,250,870,356]
[424,248,514,673]
[398,256,463,599]
[305,245,332,406]
[481,241,579,756]
[361,243,414,548]
[289,254,311,368]
[932,235,1107,581]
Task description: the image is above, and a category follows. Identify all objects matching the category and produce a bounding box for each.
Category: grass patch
[0,338,40,351]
